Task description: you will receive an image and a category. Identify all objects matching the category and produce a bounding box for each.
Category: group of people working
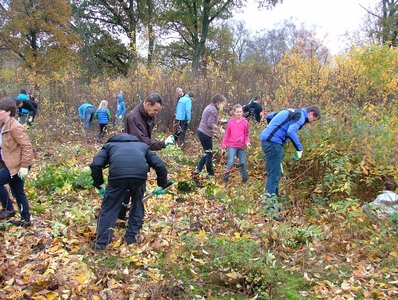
[88,89,323,251]
[0,88,393,252]
[78,90,126,138]
[89,89,398,252]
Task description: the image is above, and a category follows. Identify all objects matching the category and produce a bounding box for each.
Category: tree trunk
[147,0,154,65]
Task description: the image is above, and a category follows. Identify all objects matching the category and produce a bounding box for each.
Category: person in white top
[362,179,398,219]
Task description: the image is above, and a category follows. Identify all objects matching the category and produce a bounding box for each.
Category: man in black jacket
[90,133,170,251]
[15,99,38,125]
[120,93,174,225]
[243,96,263,122]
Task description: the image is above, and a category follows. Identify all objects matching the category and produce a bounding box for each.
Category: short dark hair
[0,98,17,117]
[188,91,195,98]
[384,179,397,191]
[20,89,27,94]
[306,105,321,119]
[254,96,260,101]
[145,93,164,106]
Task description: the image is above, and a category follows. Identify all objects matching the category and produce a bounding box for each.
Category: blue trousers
[224,147,247,181]
[0,166,30,220]
[95,178,145,246]
[196,130,214,175]
[261,141,283,196]
[85,106,96,131]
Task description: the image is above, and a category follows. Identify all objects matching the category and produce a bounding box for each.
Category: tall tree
[380,0,398,46]
[0,0,79,82]
[159,0,281,72]
[361,0,398,47]
[71,0,149,74]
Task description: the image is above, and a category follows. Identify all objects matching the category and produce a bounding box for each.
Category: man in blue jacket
[175,91,194,144]
[78,103,96,131]
[90,133,170,251]
[260,105,321,204]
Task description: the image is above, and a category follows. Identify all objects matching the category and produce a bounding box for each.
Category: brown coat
[1,117,34,176]
[124,103,165,151]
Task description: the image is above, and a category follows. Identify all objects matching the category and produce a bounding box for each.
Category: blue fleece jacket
[260,108,308,151]
[95,109,111,125]
[175,94,192,121]
[116,97,126,116]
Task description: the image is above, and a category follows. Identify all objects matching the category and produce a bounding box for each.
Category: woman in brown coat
[0,98,34,226]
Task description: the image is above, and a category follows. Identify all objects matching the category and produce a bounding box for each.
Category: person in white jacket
[362,179,398,219]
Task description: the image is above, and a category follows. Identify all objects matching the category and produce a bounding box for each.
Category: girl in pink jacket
[221,104,250,183]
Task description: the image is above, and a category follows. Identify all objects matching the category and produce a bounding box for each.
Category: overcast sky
[233,0,378,53]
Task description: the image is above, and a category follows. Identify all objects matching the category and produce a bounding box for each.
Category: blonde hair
[98,100,108,109]
[233,104,242,111]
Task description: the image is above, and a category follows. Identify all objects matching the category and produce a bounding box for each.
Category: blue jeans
[95,178,145,246]
[224,147,247,182]
[85,106,96,131]
[196,130,214,175]
[261,141,283,196]
[0,166,30,220]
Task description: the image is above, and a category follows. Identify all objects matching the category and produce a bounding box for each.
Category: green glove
[165,135,175,146]
[95,184,106,196]
[153,187,165,195]
[187,120,190,124]
[293,150,303,161]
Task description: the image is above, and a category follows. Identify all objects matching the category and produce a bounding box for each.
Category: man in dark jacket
[124,92,175,150]
[15,99,38,125]
[243,96,263,122]
[90,133,170,251]
[120,93,174,224]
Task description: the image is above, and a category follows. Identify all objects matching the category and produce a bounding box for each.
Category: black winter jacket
[90,133,168,188]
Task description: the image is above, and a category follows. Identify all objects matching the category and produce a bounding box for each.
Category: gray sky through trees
[234,0,376,53]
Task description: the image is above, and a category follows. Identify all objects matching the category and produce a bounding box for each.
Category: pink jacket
[221,117,250,149]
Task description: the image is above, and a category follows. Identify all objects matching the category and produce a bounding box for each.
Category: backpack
[265,109,304,142]
[266,109,302,124]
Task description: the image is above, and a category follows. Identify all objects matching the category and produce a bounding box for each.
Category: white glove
[294,150,303,160]
[18,167,29,180]
[165,135,175,146]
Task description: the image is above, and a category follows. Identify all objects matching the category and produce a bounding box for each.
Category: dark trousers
[94,178,145,246]
[178,120,189,143]
[196,130,214,175]
[99,124,107,138]
[0,166,30,220]
[28,108,38,124]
